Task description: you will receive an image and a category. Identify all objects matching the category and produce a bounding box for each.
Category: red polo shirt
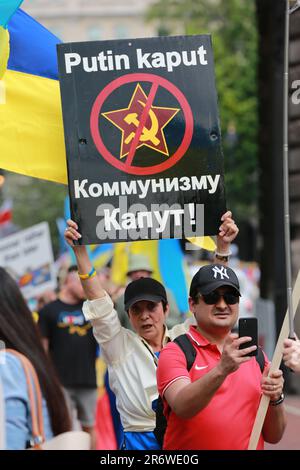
[157,325,268,450]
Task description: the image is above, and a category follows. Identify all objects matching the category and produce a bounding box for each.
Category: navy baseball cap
[124,277,167,310]
[189,264,241,298]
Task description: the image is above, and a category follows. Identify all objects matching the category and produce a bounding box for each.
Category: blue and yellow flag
[0,1,24,79]
[0,8,67,183]
[0,1,23,27]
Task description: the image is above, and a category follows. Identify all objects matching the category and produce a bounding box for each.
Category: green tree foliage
[3,173,67,256]
[148,0,258,219]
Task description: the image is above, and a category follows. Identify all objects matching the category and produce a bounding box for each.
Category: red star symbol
[101,83,180,159]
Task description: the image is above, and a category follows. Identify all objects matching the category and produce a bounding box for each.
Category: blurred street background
[266,395,300,449]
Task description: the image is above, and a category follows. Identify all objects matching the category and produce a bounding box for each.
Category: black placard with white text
[57,35,226,244]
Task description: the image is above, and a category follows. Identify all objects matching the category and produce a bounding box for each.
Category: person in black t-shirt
[38,265,98,448]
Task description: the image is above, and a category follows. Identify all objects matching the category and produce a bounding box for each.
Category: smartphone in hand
[238,317,258,356]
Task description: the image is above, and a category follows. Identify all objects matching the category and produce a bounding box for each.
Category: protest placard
[57,35,226,244]
[0,222,56,299]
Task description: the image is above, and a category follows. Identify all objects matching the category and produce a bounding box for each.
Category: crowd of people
[0,210,299,450]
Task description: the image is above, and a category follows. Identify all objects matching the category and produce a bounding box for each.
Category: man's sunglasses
[201,291,239,305]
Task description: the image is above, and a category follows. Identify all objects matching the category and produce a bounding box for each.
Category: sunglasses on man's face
[201,291,240,305]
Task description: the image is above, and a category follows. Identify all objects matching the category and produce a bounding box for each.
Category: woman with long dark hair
[0,267,71,449]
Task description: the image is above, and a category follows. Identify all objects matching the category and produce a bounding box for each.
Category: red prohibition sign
[90,73,194,176]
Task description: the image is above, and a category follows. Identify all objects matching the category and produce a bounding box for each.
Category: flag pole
[283,0,300,337]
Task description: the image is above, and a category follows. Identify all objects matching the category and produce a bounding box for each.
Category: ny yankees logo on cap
[189,264,241,297]
[212,266,229,280]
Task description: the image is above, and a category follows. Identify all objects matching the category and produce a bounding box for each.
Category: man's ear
[188,296,196,313]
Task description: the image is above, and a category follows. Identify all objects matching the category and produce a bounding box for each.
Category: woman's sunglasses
[201,291,239,305]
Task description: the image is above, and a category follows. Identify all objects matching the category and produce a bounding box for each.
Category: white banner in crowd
[0,222,56,299]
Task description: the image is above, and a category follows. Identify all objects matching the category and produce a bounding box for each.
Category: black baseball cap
[189,264,241,298]
[124,277,167,310]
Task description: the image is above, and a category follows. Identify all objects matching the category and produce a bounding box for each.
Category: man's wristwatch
[269,393,285,406]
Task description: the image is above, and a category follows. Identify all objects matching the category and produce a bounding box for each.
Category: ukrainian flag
[0,1,22,26]
[0,7,67,184]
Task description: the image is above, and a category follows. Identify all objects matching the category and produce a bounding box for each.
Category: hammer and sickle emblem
[124,100,160,146]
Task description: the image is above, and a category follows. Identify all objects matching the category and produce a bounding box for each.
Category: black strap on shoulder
[173,334,197,371]
[173,334,264,374]
[255,346,265,373]
[154,333,196,448]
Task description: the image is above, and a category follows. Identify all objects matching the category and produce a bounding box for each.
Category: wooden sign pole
[248,269,300,449]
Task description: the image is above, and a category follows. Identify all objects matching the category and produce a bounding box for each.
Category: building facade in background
[22,0,157,41]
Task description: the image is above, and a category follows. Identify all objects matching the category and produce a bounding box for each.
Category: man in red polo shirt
[157,264,287,450]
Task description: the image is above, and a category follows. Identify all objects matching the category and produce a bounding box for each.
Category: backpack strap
[154,334,196,448]
[255,346,265,373]
[5,349,45,448]
[173,334,196,371]
[174,335,265,374]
